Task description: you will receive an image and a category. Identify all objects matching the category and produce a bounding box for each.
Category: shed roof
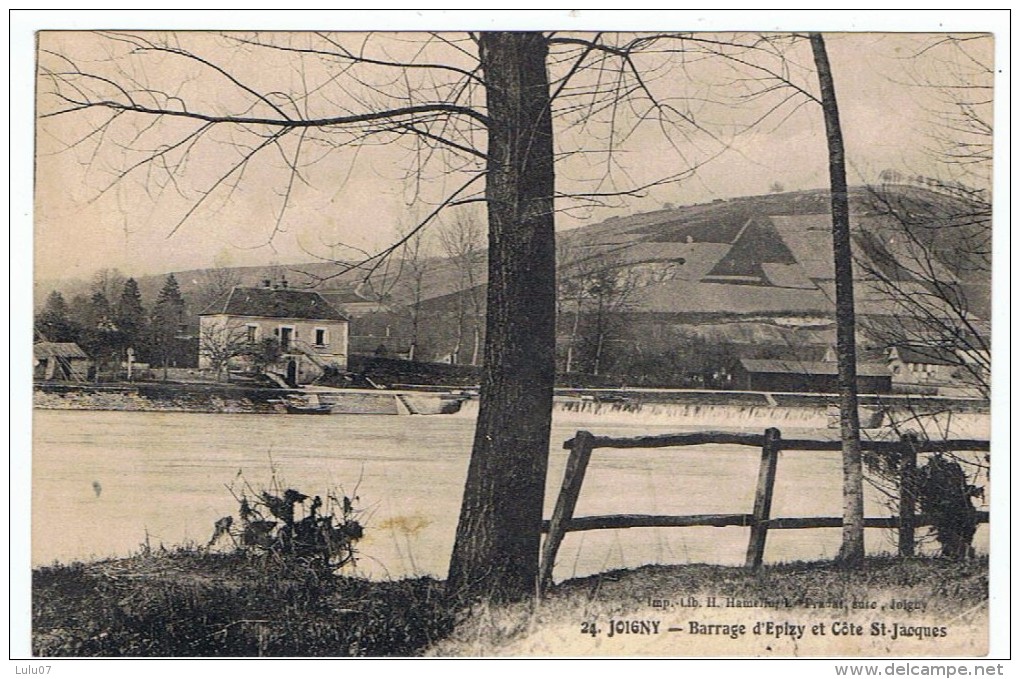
[34,342,89,359]
[892,345,960,366]
[200,286,349,321]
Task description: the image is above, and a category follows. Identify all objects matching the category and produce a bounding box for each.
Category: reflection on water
[32,409,989,582]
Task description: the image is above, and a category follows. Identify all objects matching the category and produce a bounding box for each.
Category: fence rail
[562,431,991,454]
[540,428,989,589]
[539,511,989,533]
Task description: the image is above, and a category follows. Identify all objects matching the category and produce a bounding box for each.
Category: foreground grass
[32,550,453,657]
[430,557,988,657]
[33,552,987,657]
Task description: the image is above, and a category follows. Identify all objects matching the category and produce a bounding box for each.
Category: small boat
[274,394,333,415]
[284,402,333,415]
[272,388,469,415]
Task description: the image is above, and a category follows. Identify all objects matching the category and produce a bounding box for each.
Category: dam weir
[456,389,990,438]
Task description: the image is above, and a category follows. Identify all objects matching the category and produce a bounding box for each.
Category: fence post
[898,433,919,557]
[540,430,596,591]
[745,427,781,569]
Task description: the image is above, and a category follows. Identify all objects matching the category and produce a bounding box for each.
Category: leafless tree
[197,266,243,312]
[555,237,591,374]
[436,210,485,365]
[39,29,906,598]
[858,36,992,399]
[808,32,867,565]
[857,181,990,398]
[198,320,251,381]
[718,33,992,563]
[91,268,127,305]
[556,238,638,375]
[909,36,992,187]
[585,264,640,376]
[395,221,434,362]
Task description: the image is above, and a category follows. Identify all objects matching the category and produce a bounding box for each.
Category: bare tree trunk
[565,296,582,373]
[451,298,464,364]
[593,297,607,376]
[448,32,557,602]
[409,298,420,362]
[810,33,865,566]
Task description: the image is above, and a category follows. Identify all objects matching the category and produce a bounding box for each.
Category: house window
[279,326,293,350]
[314,328,328,347]
[246,324,259,344]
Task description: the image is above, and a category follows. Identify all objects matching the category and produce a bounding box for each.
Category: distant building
[319,289,392,319]
[34,342,90,381]
[199,283,350,386]
[734,358,892,394]
[886,344,969,395]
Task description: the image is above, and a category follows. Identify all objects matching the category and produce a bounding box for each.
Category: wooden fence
[539,428,989,589]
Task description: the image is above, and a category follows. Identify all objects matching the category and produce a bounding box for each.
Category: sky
[23,14,999,286]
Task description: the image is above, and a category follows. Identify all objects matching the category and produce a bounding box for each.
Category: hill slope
[37,185,991,334]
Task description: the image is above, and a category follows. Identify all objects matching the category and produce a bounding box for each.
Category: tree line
[35,271,187,380]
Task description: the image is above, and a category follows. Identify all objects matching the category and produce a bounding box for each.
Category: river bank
[33,382,285,414]
[34,382,989,435]
[31,550,988,657]
[32,382,465,415]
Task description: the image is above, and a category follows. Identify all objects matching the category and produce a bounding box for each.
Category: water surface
[32,409,989,582]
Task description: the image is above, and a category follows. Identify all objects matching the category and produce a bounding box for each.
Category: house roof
[200,286,349,321]
[739,358,891,378]
[34,342,89,359]
[892,345,960,366]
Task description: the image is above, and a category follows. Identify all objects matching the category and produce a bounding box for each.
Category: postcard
[16,11,1006,667]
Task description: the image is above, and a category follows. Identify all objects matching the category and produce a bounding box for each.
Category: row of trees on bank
[35,271,186,380]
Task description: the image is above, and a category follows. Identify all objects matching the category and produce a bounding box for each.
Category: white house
[886,344,962,394]
[199,283,350,386]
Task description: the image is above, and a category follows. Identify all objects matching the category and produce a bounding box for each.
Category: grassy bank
[32,550,453,657]
[33,551,987,657]
[432,558,988,657]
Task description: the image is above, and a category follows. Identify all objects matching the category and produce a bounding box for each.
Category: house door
[286,359,298,388]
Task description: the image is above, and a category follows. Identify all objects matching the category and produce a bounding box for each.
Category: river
[31,407,989,583]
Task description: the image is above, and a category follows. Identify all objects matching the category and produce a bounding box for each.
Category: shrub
[212,477,364,574]
[916,454,982,559]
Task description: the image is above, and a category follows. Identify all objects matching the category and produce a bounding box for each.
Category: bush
[33,470,457,656]
[211,476,364,575]
[917,455,982,559]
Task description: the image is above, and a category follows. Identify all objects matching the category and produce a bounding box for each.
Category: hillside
[551,185,989,321]
[36,185,991,344]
